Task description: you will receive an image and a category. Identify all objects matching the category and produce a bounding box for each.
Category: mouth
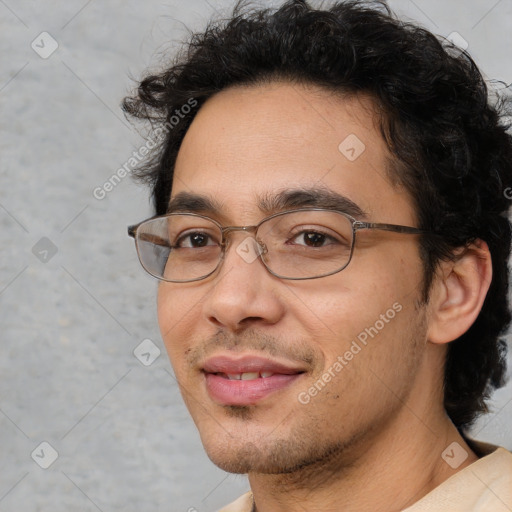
[202,355,306,406]
[214,371,278,380]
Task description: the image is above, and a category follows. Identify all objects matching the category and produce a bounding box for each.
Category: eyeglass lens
[135,211,354,281]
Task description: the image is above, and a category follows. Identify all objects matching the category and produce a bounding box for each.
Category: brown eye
[296,231,328,247]
[175,231,216,248]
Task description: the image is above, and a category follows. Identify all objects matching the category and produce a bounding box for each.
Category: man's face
[157,82,431,474]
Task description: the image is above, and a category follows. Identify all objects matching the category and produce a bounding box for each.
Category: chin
[201,431,350,476]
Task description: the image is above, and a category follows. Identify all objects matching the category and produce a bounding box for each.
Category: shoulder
[404,444,512,511]
[217,491,253,512]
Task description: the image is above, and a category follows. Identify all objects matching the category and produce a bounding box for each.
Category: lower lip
[204,373,302,406]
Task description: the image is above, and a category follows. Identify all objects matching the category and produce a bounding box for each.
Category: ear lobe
[427,239,492,345]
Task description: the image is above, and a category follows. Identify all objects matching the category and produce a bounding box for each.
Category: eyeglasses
[127,208,428,282]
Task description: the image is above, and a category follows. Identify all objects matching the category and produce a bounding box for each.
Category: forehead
[172,81,415,224]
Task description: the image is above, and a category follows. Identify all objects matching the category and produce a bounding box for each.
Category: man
[125,1,512,510]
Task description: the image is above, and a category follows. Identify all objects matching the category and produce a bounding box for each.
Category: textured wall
[1,1,511,510]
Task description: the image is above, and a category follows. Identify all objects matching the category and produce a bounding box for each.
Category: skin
[157,81,492,512]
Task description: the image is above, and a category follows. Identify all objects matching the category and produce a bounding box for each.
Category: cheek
[346,238,424,314]
[296,292,425,426]
[290,250,422,373]
[157,284,202,364]
[290,266,412,340]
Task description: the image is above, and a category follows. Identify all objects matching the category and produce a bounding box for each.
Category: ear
[427,239,492,345]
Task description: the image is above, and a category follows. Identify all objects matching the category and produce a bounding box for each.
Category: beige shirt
[218,446,512,512]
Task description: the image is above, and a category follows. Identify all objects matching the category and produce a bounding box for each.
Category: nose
[202,233,285,332]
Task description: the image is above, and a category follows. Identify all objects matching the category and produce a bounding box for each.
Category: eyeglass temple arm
[353,221,428,235]
[127,225,170,247]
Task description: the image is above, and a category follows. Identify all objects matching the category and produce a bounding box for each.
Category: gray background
[1,1,511,511]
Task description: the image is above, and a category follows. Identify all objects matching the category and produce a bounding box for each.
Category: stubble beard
[188,302,428,482]
[202,403,371,482]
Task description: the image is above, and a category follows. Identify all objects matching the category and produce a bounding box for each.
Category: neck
[248,392,477,512]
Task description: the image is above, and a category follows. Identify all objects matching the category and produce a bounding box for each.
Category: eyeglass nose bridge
[221,225,256,235]
[218,225,268,256]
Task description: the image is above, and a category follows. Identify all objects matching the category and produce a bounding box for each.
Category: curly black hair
[123,0,512,432]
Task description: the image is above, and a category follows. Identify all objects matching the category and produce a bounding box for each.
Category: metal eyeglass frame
[127,207,429,282]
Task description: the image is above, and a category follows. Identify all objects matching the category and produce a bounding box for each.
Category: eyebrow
[167,188,367,219]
